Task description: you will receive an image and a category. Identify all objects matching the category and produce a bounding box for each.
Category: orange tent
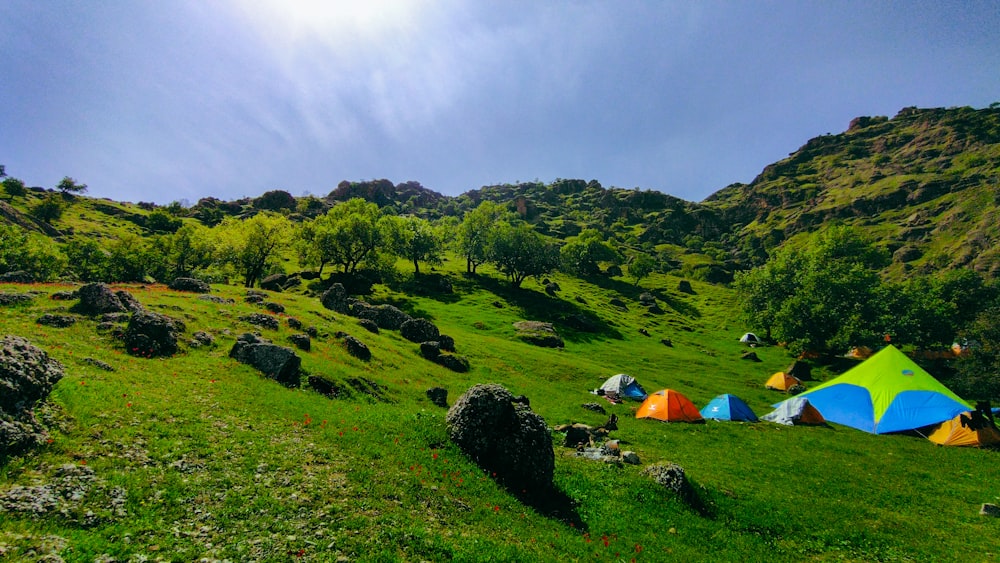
[636,389,704,423]
[765,372,802,392]
[927,412,1000,447]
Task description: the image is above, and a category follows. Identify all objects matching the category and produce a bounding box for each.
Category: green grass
[2,261,999,561]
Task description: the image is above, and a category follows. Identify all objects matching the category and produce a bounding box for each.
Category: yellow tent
[927,412,1000,447]
[765,372,801,392]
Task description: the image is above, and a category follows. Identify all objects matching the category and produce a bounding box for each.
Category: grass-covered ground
[2,259,999,562]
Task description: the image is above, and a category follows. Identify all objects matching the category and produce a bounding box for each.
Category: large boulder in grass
[446,384,554,491]
[355,304,412,331]
[400,318,440,343]
[229,333,301,387]
[0,336,65,457]
[73,283,128,315]
[320,283,349,314]
[123,311,185,357]
[342,335,371,361]
[169,277,210,293]
[642,462,691,497]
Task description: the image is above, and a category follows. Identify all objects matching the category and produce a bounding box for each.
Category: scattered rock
[639,328,650,337]
[264,301,285,314]
[0,270,33,283]
[605,265,622,277]
[0,335,65,457]
[638,292,656,305]
[365,304,412,331]
[544,282,560,296]
[286,317,302,330]
[513,321,564,348]
[420,341,441,359]
[661,338,673,347]
[198,295,235,305]
[342,335,371,361]
[581,403,607,414]
[788,384,806,395]
[288,333,311,351]
[609,297,628,309]
[123,310,185,358]
[492,300,504,308]
[239,313,280,330]
[168,277,211,293]
[260,273,288,292]
[36,314,76,328]
[622,451,641,465]
[438,334,456,352]
[645,304,664,314]
[642,462,690,496]
[229,333,301,387]
[400,318,440,343]
[115,290,144,313]
[435,353,471,373]
[426,387,448,408]
[320,283,349,314]
[244,294,265,304]
[50,290,78,301]
[981,503,1000,517]
[784,360,813,381]
[358,319,379,334]
[575,296,587,304]
[677,280,694,294]
[308,375,349,399]
[190,331,215,348]
[81,357,114,371]
[0,292,34,306]
[446,384,554,491]
[741,351,761,362]
[305,326,318,338]
[99,312,131,323]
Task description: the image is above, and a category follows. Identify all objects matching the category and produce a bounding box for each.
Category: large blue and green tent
[791,345,970,434]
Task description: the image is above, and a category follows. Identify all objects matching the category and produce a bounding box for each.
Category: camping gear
[926,412,1000,447]
[765,372,802,392]
[740,332,761,345]
[761,397,825,426]
[597,374,648,402]
[794,345,969,434]
[636,389,704,423]
[700,394,758,422]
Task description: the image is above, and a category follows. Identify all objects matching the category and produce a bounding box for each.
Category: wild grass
[2,260,999,561]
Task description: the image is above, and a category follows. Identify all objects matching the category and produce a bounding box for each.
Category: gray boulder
[0,270,33,283]
[73,283,128,315]
[342,335,371,361]
[0,293,34,306]
[400,318,440,343]
[260,273,288,292]
[642,462,690,496]
[358,319,379,334]
[35,314,76,328]
[264,301,285,314]
[426,387,448,408]
[320,283,349,314]
[124,311,185,357]
[168,277,211,293]
[420,341,441,359]
[1,336,65,457]
[513,321,564,348]
[288,333,311,351]
[446,384,554,491]
[115,290,144,313]
[438,334,456,352]
[239,313,280,330]
[229,333,301,387]
[366,304,412,331]
[435,353,471,373]
[677,280,694,294]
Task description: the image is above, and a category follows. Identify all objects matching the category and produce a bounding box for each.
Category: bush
[2,177,27,197]
[31,195,64,223]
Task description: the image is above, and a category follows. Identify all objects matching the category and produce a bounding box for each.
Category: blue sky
[2,1,998,205]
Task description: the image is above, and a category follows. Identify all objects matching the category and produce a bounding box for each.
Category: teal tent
[789,345,970,434]
[700,394,758,422]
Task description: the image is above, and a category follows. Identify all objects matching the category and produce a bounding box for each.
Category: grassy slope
[2,256,1000,562]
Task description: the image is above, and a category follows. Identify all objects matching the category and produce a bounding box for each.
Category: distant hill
[703,105,1000,277]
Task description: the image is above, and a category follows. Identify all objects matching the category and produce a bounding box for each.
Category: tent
[636,389,704,423]
[761,397,825,426]
[700,394,758,422]
[740,333,761,345]
[597,374,648,401]
[793,345,970,434]
[926,412,1000,447]
[765,372,802,392]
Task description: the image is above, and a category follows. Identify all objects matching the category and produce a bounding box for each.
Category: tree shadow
[475,275,623,343]
[584,274,701,319]
[384,273,462,304]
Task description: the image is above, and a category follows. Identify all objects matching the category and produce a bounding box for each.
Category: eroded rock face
[446,384,554,491]
[0,336,65,457]
[124,311,185,358]
[229,333,301,387]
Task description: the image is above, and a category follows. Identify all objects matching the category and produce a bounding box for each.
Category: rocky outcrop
[320,283,349,314]
[73,283,130,315]
[1,336,65,457]
[229,333,301,388]
[446,384,554,491]
[168,277,211,293]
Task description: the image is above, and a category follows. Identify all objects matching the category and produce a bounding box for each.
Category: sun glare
[242,0,421,39]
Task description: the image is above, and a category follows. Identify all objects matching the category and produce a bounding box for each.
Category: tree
[488,222,558,288]
[2,177,27,197]
[57,176,87,194]
[146,209,183,233]
[457,201,512,274]
[559,229,620,277]
[952,305,1000,400]
[215,212,292,287]
[31,194,64,223]
[628,253,656,287]
[0,224,66,281]
[311,198,384,276]
[734,226,889,354]
[162,224,215,278]
[383,215,442,275]
[105,233,161,282]
[65,238,110,282]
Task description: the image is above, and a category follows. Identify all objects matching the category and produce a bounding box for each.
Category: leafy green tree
[161,224,215,278]
[215,212,292,287]
[31,194,65,223]
[488,222,558,288]
[628,253,656,287]
[457,201,512,274]
[2,177,27,197]
[310,198,384,275]
[735,226,889,354]
[559,229,620,277]
[65,238,110,281]
[105,234,161,282]
[383,215,442,275]
[0,224,66,281]
[952,305,1000,400]
[57,176,88,194]
[146,209,183,233]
